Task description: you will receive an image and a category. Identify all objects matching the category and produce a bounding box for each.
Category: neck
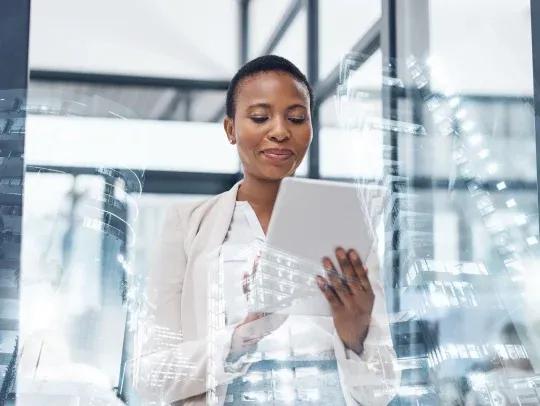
[237,174,281,213]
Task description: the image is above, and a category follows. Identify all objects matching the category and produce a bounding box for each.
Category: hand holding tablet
[316,246,374,355]
[250,177,386,317]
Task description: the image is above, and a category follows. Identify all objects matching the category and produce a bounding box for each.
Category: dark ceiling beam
[30,70,230,91]
[313,18,381,105]
[24,165,538,194]
[25,165,242,195]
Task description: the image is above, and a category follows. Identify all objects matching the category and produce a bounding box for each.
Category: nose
[267,116,291,142]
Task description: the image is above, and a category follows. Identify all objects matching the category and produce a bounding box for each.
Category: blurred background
[1,0,540,404]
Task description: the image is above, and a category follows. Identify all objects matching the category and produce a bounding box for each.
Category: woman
[133,55,399,405]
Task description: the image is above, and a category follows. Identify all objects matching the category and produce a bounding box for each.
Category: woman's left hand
[316,247,374,355]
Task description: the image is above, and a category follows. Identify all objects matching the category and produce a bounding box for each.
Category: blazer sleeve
[331,251,401,405]
[332,282,400,405]
[126,204,249,404]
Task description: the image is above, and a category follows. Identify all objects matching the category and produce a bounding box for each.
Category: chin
[260,168,294,181]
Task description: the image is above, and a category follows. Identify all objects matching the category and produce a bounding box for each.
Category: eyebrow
[247,103,307,110]
[287,103,308,110]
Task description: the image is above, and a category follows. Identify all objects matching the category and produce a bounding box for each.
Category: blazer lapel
[181,181,241,338]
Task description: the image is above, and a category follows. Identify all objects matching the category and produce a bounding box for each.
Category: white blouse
[218,200,399,405]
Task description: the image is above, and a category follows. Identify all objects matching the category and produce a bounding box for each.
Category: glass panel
[248,0,300,58]
[29,0,238,79]
[271,7,307,75]
[18,170,142,404]
[429,0,533,95]
[320,49,383,178]
[18,94,146,403]
[332,1,540,404]
[26,115,239,173]
[319,0,381,79]
[17,1,540,405]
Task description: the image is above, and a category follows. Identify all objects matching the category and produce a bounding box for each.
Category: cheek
[295,128,313,152]
[237,135,259,151]
[235,124,264,157]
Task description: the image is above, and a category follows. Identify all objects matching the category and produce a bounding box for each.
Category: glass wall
[5,0,539,405]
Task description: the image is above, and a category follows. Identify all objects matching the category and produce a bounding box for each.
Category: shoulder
[163,188,233,238]
[166,192,222,224]
[158,180,240,253]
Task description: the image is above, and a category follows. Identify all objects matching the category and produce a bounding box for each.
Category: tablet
[250,177,387,316]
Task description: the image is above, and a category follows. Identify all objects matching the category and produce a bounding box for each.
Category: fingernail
[322,258,332,270]
[336,248,346,259]
[349,250,358,260]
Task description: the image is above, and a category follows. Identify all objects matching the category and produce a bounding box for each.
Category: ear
[223,116,236,145]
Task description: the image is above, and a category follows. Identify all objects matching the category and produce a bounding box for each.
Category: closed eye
[289,117,306,124]
[250,116,268,123]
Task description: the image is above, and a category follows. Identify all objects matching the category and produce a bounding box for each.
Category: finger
[347,249,372,293]
[316,275,342,310]
[336,247,356,283]
[336,247,367,296]
[339,249,367,293]
[324,256,352,301]
[321,255,348,296]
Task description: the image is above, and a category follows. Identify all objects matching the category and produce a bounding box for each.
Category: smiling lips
[261,148,294,162]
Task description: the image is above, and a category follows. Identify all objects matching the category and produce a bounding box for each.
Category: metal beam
[307,0,320,179]
[324,177,538,192]
[398,0,436,276]
[0,2,31,89]
[158,92,183,120]
[239,0,250,64]
[25,166,538,194]
[530,0,540,237]
[0,1,30,402]
[142,171,242,194]
[156,91,192,121]
[314,19,381,105]
[31,169,537,194]
[25,166,242,195]
[30,70,230,91]
[260,0,303,55]
[381,0,400,313]
[408,177,537,192]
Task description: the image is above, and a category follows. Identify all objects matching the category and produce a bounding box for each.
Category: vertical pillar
[0,0,31,402]
[239,0,250,65]
[382,0,433,310]
[307,0,320,179]
[530,0,540,232]
[381,0,400,312]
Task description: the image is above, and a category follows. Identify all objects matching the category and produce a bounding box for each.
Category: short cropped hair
[225,55,313,119]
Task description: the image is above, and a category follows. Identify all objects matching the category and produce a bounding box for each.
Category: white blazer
[132,180,399,405]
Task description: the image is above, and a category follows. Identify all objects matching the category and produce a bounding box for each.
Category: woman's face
[224,71,312,181]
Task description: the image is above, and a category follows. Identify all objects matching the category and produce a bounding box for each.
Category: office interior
[1,0,540,404]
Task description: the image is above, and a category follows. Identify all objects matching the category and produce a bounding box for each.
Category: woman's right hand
[227,255,287,362]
